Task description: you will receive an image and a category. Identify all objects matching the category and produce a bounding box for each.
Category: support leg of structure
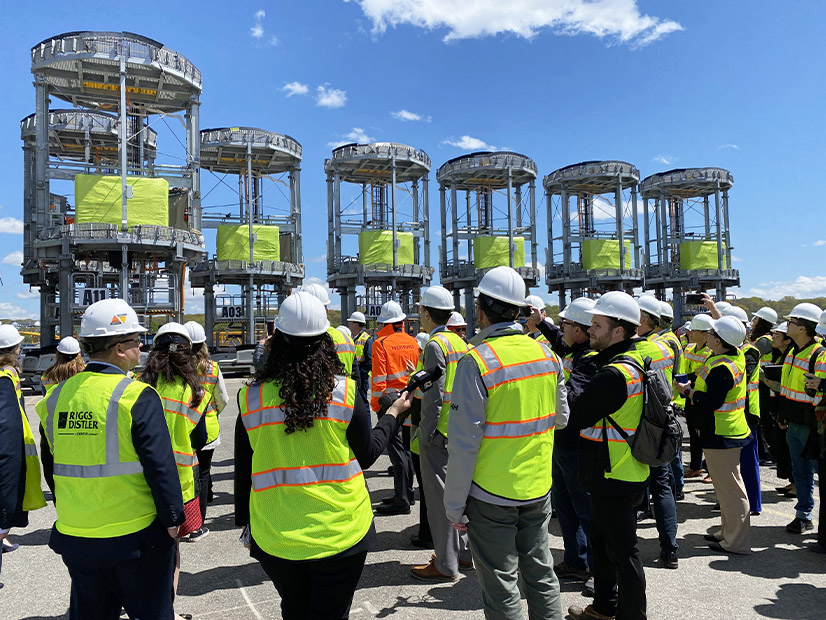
[465,286,475,335]
[247,277,255,345]
[59,258,73,339]
[40,285,54,344]
[204,284,215,347]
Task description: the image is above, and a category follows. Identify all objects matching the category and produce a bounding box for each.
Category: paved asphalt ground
[2,377,825,619]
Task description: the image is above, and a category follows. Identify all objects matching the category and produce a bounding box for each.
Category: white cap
[659,300,674,321]
[347,311,366,324]
[785,302,823,324]
[637,295,662,319]
[753,307,778,324]
[79,299,148,339]
[301,282,332,306]
[773,321,789,335]
[57,336,81,355]
[184,321,207,344]
[416,332,430,350]
[818,310,826,336]
[377,300,406,324]
[0,324,25,349]
[689,313,714,332]
[275,292,330,337]
[475,266,527,307]
[711,316,747,347]
[420,286,455,311]
[722,305,749,324]
[447,311,467,327]
[525,295,546,311]
[559,297,596,327]
[155,322,191,344]
[588,291,641,326]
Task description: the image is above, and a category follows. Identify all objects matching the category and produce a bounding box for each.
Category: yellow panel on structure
[680,241,727,270]
[473,236,526,269]
[581,239,632,270]
[75,174,168,227]
[358,230,414,265]
[216,225,280,261]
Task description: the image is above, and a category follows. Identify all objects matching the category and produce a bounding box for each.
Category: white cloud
[17,287,39,300]
[328,127,376,148]
[443,135,496,150]
[814,240,826,247]
[0,302,37,320]
[748,276,826,300]
[251,24,264,38]
[0,218,23,234]
[250,9,277,44]
[317,85,348,108]
[2,251,23,265]
[731,255,744,263]
[255,9,266,19]
[282,81,309,97]
[653,154,674,165]
[268,35,279,46]
[392,109,431,122]
[719,144,740,150]
[351,0,682,46]
[310,254,327,263]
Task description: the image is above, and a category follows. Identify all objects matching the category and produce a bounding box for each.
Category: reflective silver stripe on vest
[717,398,747,412]
[162,396,203,426]
[242,379,354,430]
[174,452,198,467]
[251,458,362,491]
[384,370,410,383]
[44,380,66,448]
[480,358,558,390]
[473,343,501,372]
[24,443,38,457]
[106,378,131,465]
[779,386,816,404]
[484,413,555,438]
[53,462,144,478]
[432,334,464,364]
[336,343,356,354]
[580,425,637,442]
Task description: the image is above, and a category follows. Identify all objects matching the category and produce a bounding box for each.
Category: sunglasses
[115,336,142,349]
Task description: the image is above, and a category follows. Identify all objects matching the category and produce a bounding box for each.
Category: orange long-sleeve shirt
[370,323,420,412]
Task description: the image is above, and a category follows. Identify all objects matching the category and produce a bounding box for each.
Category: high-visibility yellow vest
[153,377,207,503]
[413,329,468,438]
[330,327,355,376]
[780,342,824,407]
[467,335,560,500]
[239,376,373,560]
[578,350,650,483]
[561,349,597,383]
[199,360,221,444]
[740,342,761,418]
[682,343,710,375]
[1,366,46,512]
[41,375,58,394]
[354,330,370,363]
[694,352,750,438]
[754,334,774,368]
[635,337,674,383]
[655,330,682,367]
[36,372,157,537]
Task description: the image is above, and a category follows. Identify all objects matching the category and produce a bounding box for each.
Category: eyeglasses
[115,336,141,349]
[788,319,802,327]
[708,330,719,339]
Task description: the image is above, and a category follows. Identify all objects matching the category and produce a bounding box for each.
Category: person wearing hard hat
[185,321,229,542]
[40,337,85,395]
[632,295,679,570]
[760,322,795,496]
[675,316,752,554]
[35,299,184,619]
[371,300,420,515]
[750,307,778,464]
[566,291,648,620]
[303,283,356,377]
[347,311,374,406]
[805,310,826,553]
[407,286,472,582]
[776,302,825,535]
[0,325,46,563]
[681,314,714,479]
[445,266,567,620]
[524,294,552,342]
[530,297,600,594]
[234,291,413,618]
[446,311,468,342]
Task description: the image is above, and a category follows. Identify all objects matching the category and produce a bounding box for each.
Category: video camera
[378,367,444,414]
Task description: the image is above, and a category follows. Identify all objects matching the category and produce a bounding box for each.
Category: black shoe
[786,518,814,534]
[375,503,411,516]
[708,542,736,554]
[382,496,414,507]
[704,534,721,543]
[750,511,761,516]
[410,535,434,549]
[659,551,678,569]
[711,503,721,512]
[676,491,685,501]
[582,576,595,597]
[635,510,652,523]
[808,542,826,554]
[387,465,394,476]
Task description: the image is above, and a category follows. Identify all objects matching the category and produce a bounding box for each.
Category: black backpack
[604,355,682,468]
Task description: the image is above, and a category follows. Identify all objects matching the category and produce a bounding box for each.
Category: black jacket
[0,374,29,529]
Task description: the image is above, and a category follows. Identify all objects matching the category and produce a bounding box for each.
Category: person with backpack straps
[567,291,648,620]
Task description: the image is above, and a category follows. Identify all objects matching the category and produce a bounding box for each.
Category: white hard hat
[155,322,191,345]
[587,291,641,326]
[559,297,596,327]
[785,302,822,324]
[711,316,746,347]
[79,298,147,338]
[637,295,662,319]
[772,321,789,335]
[525,295,546,311]
[817,310,826,336]
[275,291,330,337]
[0,324,25,349]
[682,321,691,331]
[722,305,749,324]
[416,332,430,350]
[659,301,674,321]
[689,313,714,332]
[336,325,351,338]
[347,311,366,324]
[301,282,332,306]
[57,336,81,355]
[753,307,778,324]
[420,286,455,311]
[475,266,527,307]
[447,311,467,327]
[184,321,207,344]
[377,300,406,324]
[715,301,732,312]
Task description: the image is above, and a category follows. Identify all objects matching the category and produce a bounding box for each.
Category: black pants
[196,448,214,523]
[411,450,432,543]
[61,537,177,620]
[256,549,368,620]
[387,426,414,508]
[818,456,826,547]
[686,423,704,471]
[590,492,647,620]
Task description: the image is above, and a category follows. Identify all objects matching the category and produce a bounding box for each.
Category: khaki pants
[705,447,751,554]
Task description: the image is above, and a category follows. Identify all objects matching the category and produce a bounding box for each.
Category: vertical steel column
[412,179,420,263]
[188,99,202,231]
[247,278,255,345]
[515,186,523,229]
[439,185,447,275]
[654,195,662,276]
[529,181,537,270]
[40,286,54,345]
[204,284,214,347]
[714,183,725,295]
[546,189,554,289]
[422,176,430,272]
[59,252,73,339]
[722,189,732,269]
[291,165,303,265]
[465,190,472,260]
[643,196,651,279]
[507,167,514,268]
[362,182,368,226]
[616,179,625,271]
[561,189,570,276]
[466,286,475,335]
[34,76,49,244]
[246,145,255,344]
[450,183,459,270]
[138,114,145,173]
[704,195,711,238]
[334,173,342,266]
[327,174,335,275]
[119,42,128,232]
[660,190,669,276]
[391,155,398,269]
[631,186,640,269]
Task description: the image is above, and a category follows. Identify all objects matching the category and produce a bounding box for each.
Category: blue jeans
[786,422,817,520]
[551,443,593,571]
[740,424,762,514]
[645,463,678,553]
[670,454,684,496]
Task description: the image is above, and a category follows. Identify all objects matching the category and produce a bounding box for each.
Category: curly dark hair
[140,346,204,407]
[251,330,344,434]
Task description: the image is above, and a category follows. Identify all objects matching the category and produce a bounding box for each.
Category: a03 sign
[217,305,246,320]
[79,288,110,307]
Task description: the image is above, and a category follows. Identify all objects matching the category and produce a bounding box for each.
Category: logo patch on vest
[57,411,100,433]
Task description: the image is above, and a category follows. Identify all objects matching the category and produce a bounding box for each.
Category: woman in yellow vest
[40,336,85,395]
[235,291,412,619]
[676,316,752,554]
[0,324,46,558]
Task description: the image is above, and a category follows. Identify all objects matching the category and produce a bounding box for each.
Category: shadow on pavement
[5,526,52,547]
[753,582,826,619]
[19,614,69,620]
[178,560,269,596]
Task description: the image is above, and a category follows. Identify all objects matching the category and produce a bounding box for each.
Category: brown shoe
[684,468,705,478]
[702,475,713,484]
[567,604,615,620]
[410,560,458,582]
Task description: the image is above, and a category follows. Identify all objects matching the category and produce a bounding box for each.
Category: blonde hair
[42,352,85,384]
[0,348,21,372]
[193,342,212,375]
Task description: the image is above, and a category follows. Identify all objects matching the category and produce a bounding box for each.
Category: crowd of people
[1,269,824,620]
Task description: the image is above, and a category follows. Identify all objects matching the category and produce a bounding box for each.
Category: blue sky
[1,0,824,317]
